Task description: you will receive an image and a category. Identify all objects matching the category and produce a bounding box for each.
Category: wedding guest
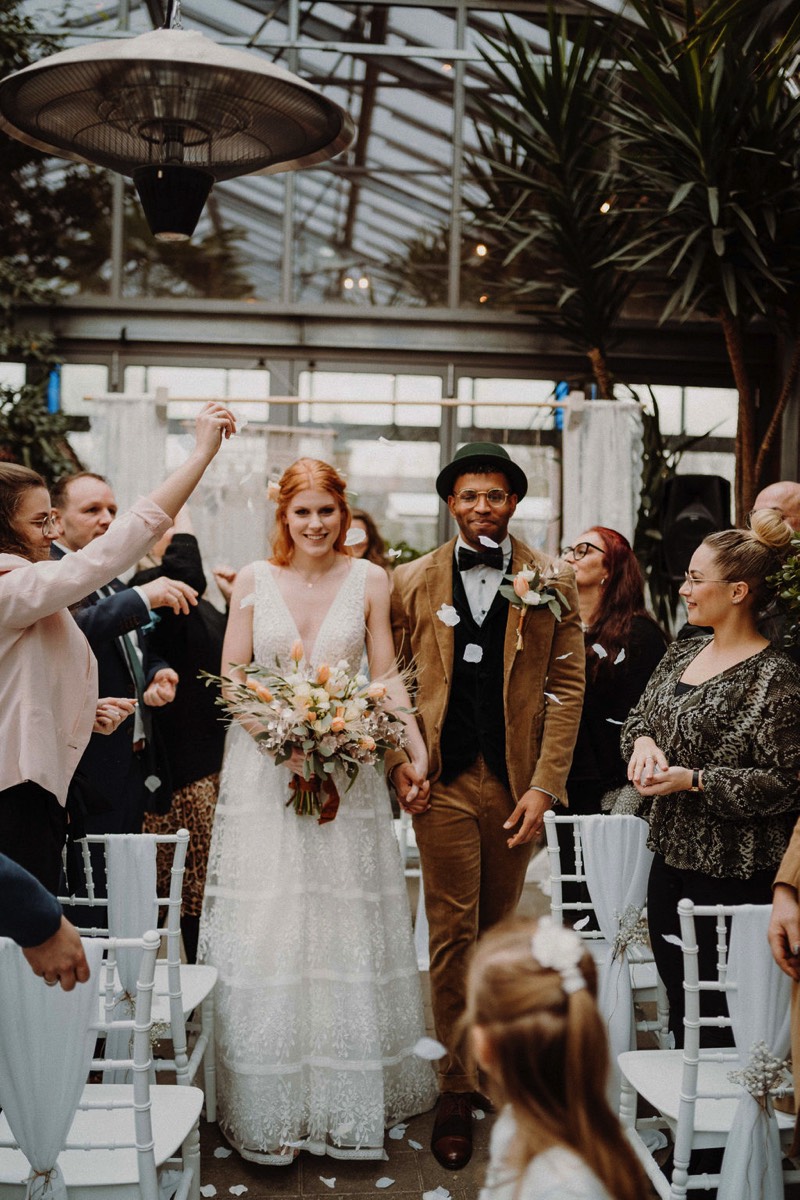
[768,817,800,1153]
[199,457,437,1166]
[131,507,228,963]
[388,442,584,1169]
[0,402,236,891]
[466,916,648,1200]
[623,509,800,1043]
[0,852,90,990]
[349,507,392,571]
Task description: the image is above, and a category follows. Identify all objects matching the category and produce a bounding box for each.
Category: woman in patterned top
[622,508,800,1043]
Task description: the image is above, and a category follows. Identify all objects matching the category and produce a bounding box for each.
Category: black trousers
[647,852,774,1047]
[0,781,67,895]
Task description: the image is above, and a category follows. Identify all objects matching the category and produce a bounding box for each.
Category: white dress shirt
[454,535,512,627]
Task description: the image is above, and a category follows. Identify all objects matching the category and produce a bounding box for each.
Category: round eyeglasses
[561,541,603,560]
[452,488,510,508]
[34,512,58,537]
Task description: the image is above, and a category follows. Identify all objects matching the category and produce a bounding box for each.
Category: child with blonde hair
[465,916,648,1200]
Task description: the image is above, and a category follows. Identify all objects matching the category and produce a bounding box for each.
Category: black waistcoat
[439,560,509,787]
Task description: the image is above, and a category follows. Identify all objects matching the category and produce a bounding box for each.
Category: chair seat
[0,1084,203,1187]
[152,962,217,1018]
[619,1050,796,1139]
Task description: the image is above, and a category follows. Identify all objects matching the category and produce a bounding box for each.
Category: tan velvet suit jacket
[388,535,585,803]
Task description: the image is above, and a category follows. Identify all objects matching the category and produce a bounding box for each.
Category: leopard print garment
[621,638,800,878]
[143,772,220,917]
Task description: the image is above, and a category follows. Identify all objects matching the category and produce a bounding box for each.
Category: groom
[388,443,584,1169]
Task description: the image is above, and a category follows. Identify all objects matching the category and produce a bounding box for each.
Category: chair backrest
[0,932,162,1200]
[543,811,603,938]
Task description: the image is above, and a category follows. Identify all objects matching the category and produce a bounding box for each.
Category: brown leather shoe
[431,1092,473,1170]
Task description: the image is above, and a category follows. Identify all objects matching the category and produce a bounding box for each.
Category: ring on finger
[44,978,58,987]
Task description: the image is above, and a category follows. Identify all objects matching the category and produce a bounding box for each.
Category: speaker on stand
[660,475,732,582]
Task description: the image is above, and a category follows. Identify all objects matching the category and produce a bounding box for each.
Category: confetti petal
[614,648,626,664]
[413,1036,447,1060]
[573,916,591,930]
[436,604,460,628]
[591,643,608,658]
[408,1140,423,1151]
[344,527,367,546]
[375,1178,395,1189]
[388,1124,407,1140]
[555,652,573,660]
[320,1178,336,1189]
[606,718,624,725]
[229,1187,248,1196]
[423,1189,451,1200]
[463,643,483,664]
[544,692,562,704]
[662,934,685,949]
[478,535,499,548]
[200,1188,218,1198]
[213,1147,233,1159]
[472,1109,486,1120]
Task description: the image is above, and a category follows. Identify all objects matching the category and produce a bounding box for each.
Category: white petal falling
[606,718,624,725]
[662,933,686,950]
[408,1140,423,1151]
[555,652,573,660]
[614,648,626,664]
[213,1147,233,1159]
[375,1179,395,1189]
[344,527,368,546]
[320,1179,336,1189]
[463,643,484,663]
[544,692,562,705]
[229,1187,249,1197]
[573,915,591,930]
[478,535,500,548]
[591,643,608,658]
[472,1109,486,1120]
[423,1188,452,1200]
[388,1124,407,1140]
[436,604,460,627]
[200,1188,218,1198]
[413,1035,447,1060]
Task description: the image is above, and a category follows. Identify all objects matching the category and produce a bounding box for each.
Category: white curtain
[717,906,791,1200]
[0,937,105,1200]
[561,398,643,544]
[103,835,159,1082]
[580,814,654,1106]
[84,393,169,515]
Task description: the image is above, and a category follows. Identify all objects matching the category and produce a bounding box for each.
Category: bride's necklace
[290,561,336,589]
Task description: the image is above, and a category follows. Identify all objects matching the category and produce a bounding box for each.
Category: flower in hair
[531,917,586,995]
[267,479,281,503]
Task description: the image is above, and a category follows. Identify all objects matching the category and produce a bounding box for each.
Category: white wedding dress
[199,558,437,1164]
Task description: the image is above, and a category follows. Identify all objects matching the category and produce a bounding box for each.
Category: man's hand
[92,696,136,735]
[139,576,198,615]
[143,668,179,707]
[391,763,431,814]
[22,916,91,991]
[769,883,800,981]
[503,788,551,849]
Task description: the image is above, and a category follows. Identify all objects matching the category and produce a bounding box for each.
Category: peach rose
[317,664,331,684]
[366,682,386,700]
[359,735,376,752]
[290,639,304,663]
[512,574,530,599]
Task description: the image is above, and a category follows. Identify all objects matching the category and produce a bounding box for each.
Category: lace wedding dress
[199,558,437,1164]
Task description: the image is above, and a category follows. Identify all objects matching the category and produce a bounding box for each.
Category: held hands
[140,576,198,614]
[93,696,136,735]
[768,884,800,981]
[391,762,431,814]
[503,788,551,848]
[23,916,91,991]
[143,668,179,707]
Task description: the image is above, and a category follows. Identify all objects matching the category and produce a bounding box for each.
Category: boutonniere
[499,562,570,651]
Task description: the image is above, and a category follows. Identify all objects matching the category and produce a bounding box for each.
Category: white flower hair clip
[266,479,281,503]
[531,917,586,996]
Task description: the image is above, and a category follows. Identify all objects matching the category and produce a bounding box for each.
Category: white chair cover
[104,835,159,1082]
[0,937,105,1200]
[580,814,653,1106]
[717,906,791,1200]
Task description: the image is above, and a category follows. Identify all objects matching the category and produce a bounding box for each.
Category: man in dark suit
[51,471,198,835]
[387,443,585,1169]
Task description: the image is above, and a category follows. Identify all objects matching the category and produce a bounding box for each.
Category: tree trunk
[719,310,755,522]
[753,333,800,491]
[587,347,613,399]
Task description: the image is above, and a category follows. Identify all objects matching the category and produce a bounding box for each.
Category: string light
[358,275,370,289]
[599,200,612,214]
[343,277,355,290]
[475,243,488,257]
[479,294,489,304]
[441,62,453,72]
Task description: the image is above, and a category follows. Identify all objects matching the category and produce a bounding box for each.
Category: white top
[480,1108,614,1200]
[454,534,512,626]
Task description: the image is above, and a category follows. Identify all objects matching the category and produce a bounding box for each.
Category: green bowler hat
[435,441,528,501]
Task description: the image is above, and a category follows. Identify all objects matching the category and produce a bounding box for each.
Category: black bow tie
[458,546,504,571]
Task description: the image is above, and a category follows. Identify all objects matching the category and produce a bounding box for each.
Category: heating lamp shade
[0,28,354,180]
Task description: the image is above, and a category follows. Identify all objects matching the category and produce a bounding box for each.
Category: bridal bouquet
[202,640,408,824]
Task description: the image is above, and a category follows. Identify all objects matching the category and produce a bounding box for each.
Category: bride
[199,458,438,1165]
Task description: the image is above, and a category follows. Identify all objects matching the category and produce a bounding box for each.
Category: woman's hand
[628,736,669,787]
[194,401,237,463]
[282,747,310,774]
[632,765,693,797]
[92,697,136,735]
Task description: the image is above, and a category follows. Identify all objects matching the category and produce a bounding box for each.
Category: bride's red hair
[270,458,352,566]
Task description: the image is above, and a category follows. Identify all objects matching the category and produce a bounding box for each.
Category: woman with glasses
[622,509,800,1042]
[557,531,667,913]
[0,402,236,892]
